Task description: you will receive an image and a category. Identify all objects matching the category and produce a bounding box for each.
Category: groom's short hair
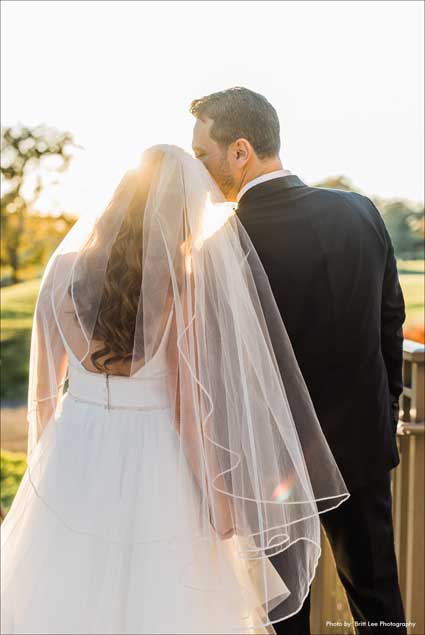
[190,87,280,159]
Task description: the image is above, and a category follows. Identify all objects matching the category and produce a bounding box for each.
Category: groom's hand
[390,394,400,433]
[208,500,236,541]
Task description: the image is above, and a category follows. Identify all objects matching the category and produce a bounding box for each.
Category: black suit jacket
[237,175,406,491]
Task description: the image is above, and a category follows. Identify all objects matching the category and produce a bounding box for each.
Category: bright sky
[1,0,424,217]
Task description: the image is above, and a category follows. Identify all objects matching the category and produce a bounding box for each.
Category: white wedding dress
[1,308,280,635]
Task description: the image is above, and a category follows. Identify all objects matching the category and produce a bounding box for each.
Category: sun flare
[194,193,236,250]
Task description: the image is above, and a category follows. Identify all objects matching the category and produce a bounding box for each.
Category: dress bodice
[64,309,173,411]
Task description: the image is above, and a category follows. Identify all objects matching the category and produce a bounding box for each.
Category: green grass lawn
[398,259,424,330]
[0,449,27,514]
[399,273,424,325]
[397,260,424,275]
[1,279,39,401]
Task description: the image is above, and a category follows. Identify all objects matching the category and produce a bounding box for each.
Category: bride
[1,145,349,634]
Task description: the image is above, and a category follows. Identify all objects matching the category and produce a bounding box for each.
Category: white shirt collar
[236,169,292,203]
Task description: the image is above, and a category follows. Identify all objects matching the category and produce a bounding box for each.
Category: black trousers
[269,471,406,635]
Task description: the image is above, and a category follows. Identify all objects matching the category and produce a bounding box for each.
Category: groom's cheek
[205,157,221,181]
[200,157,213,176]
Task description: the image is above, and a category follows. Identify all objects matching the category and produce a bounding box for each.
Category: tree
[379,200,424,259]
[314,175,359,192]
[1,124,77,283]
[314,176,424,259]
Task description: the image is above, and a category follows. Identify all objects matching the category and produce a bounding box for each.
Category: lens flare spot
[272,480,293,502]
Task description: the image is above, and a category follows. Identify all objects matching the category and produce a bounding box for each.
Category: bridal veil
[26,144,349,630]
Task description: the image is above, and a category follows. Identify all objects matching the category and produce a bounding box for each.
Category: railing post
[400,339,425,424]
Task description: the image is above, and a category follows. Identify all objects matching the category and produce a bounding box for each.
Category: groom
[190,87,407,635]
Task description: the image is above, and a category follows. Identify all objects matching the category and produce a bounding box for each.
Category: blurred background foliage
[1,124,78,285]
[316,176,424,262]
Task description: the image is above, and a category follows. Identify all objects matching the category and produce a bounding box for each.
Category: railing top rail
[403,339,425,361]
[397,422,425,436]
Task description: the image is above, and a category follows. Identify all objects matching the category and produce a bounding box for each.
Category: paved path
[1,405,27,453]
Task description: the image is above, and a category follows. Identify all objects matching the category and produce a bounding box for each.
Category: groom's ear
[229,138,253,168]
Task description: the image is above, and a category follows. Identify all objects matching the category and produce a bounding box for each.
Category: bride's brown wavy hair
[69,150,165,373]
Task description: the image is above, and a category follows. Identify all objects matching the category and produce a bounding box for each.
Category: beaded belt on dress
[66,364,171,412]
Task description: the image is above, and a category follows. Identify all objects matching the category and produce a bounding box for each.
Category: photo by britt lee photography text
[326,620,418,632]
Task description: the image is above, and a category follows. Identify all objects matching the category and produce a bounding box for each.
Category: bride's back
[45,148,179,379]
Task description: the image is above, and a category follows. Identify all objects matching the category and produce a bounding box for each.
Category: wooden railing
[311,339,425,635]
[392,341,424,635]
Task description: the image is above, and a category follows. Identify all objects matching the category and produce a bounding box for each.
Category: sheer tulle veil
[26,144,349,630]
